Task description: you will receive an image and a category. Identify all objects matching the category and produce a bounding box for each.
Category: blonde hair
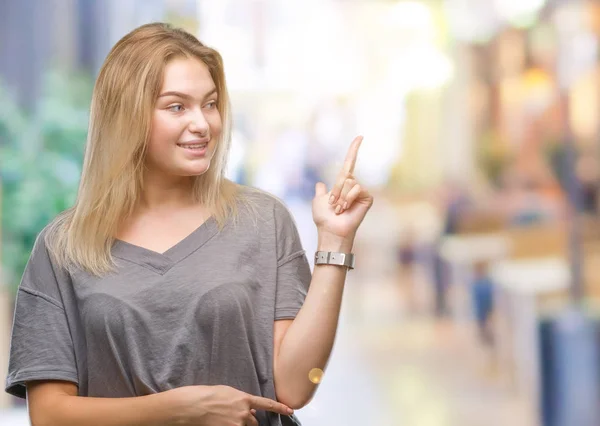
[45,22,258,276]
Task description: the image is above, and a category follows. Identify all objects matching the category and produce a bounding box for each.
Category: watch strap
[314,251,355,270]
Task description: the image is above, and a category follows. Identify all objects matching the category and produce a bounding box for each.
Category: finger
[335,178,356,213]
[329,178,344,206]
[249,396,293,415]
[315,182,328,197]
[342,135,363,176]
[245,412,259,426]
[342,183,363,211]
[330,136,363,205]
[330,172,355,206]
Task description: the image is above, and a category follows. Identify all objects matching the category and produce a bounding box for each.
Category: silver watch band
[314,251,355,270]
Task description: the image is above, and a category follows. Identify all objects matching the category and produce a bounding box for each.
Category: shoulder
[236,187,303,245]
[30,222,56,260]
[235,184,292,218]
[36,209,73,257]
[15,220,69,295]
[231,185,301,238]
[29,209,77,277]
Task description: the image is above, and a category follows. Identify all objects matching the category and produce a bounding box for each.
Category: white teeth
[180,144,207,149]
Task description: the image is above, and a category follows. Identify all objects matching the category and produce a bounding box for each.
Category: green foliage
[0,70,92,294]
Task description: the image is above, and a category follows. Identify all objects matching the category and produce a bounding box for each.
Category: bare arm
[273,236,351,410]
[27,380,293,426]
[27,381,184,426]
[274,135,373,409]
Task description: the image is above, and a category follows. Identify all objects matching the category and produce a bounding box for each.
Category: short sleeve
[273,200,312,320]
[5,233,78,399]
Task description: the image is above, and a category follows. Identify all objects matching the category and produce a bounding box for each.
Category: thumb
[315,182,328,197]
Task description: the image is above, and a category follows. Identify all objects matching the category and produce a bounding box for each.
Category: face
[146,57,222,179]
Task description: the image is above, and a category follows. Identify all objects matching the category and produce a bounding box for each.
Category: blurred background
[2,0,600,425]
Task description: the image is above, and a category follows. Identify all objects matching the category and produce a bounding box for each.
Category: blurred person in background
[576,153,600,216]
[471,260,495,348]
[396,227,420,315]
[431,181,471,318]
[4,23,373,426]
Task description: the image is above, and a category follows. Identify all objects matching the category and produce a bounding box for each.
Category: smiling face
[146,56,222,180]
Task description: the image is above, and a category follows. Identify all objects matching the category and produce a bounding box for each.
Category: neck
[138,170,196,213]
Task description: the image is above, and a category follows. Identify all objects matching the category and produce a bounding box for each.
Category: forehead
[160,57,215,93]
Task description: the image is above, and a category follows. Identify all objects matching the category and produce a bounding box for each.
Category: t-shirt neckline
[111,215,219,274]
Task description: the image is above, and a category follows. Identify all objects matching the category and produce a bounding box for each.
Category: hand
[313,135,374,242]
[169,385,293,426]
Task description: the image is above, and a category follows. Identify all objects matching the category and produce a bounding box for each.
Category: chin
[184,162,212,177]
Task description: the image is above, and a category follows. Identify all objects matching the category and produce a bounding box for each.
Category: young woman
[5,23,373,426]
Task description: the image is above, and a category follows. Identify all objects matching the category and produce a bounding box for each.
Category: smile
[177,143,207,149]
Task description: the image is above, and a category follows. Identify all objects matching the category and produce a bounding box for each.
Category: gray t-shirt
[5,187,311,426]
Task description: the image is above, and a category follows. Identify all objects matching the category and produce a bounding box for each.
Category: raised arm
[274,136,373,408]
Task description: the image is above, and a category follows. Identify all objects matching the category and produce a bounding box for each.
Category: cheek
[209,114,223,136]
[149,114,180,149]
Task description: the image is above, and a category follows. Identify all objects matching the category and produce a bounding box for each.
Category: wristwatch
[314,251,355,270]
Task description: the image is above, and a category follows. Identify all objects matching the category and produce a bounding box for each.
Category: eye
[167,104,184,112]
[205,101,217,110]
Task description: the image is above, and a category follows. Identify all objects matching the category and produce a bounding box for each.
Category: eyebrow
[158,88,218,100]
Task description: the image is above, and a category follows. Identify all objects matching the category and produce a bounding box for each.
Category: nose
[188,109,209,136]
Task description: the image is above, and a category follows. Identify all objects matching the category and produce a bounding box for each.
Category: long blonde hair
[46,22,257,276]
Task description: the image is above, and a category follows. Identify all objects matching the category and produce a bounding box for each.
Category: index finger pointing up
[343,135,364,175]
